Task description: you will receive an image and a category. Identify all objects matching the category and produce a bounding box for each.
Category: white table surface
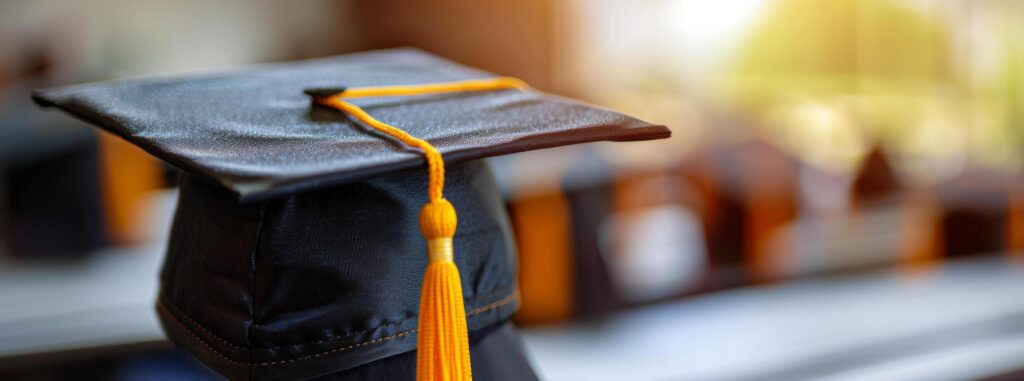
[522,258,1024,381]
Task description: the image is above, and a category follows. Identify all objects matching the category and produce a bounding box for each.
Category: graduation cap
[33,48,670,380]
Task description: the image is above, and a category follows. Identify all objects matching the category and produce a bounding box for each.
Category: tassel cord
[311,77,528,381]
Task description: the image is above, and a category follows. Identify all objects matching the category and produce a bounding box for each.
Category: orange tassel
[417,199,471,381]
[313,77,529,381]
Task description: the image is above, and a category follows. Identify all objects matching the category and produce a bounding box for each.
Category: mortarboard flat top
[32,48,669,201]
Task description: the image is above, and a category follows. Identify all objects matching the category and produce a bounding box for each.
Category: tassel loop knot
[420,199,458,240]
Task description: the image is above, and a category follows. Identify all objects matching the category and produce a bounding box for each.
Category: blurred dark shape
[0,348,217,381]
[712,136,798,283]
[116,350,219,381]
[847,147,942,270]
[938,168,1011,257]
[852,146,901,203]
[0,52,106,258]
[1008,174,1024,256]
[562,149,621,319]
[2,130,105,258]
[982,369,1024,381]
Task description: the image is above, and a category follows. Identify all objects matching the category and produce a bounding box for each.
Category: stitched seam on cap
[158,291,518,366]
[247,203,267,372]
[159,283,515,350]
[467,292,518,315]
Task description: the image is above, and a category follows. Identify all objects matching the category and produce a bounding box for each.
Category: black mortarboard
[32,48,670,380]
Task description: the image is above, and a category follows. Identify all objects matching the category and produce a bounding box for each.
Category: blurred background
[2,0,1024,380]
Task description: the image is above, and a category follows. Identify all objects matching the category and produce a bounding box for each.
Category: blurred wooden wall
[349,0,559,91]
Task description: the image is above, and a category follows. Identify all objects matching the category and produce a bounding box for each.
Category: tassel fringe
[417,259,471,381]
